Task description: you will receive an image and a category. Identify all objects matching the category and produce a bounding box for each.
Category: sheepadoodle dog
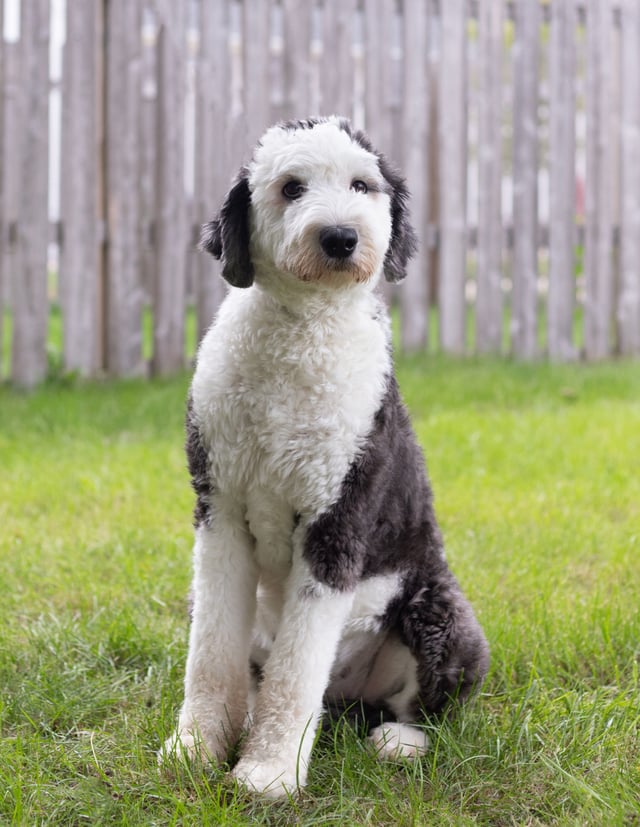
[162,116,489,797]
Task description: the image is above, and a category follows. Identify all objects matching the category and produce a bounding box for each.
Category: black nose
[319,226,358,260]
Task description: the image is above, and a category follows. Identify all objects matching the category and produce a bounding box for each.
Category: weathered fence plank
[584,0,614,360]
[427,41,439,314]
[282,0,312,120]
[618,0,640,356]
[194,0,229,343]
[548,0,577,361]
[152,3,187,375]
[364,0,394,157]
[11,0,49,387]
[511,0,540,360]
[476,0,504,355]
[320,0,357,119]
[308,3,322,117]
[60,0,101,376]
[387,2,404,167]
[140,8,158,304]
[364,0,397,307]
[1,37,21,322]
[438,0,467,355]
[105,0,145,376]
[242,0,271,144]
[399,0,430,351]
[0,0,5,375]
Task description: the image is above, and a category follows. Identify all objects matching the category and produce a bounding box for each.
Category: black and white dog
[162,117,489,797]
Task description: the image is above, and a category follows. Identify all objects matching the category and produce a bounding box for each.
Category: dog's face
[201,117,417,289]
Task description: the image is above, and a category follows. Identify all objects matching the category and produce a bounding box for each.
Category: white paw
[158,728,226,767]
[368,722,430,760]
[232,755,304,799]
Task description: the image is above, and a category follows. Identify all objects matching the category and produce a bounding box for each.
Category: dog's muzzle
[319,226,358,260]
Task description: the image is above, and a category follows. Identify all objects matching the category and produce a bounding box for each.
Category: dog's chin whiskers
[286,252,376,287]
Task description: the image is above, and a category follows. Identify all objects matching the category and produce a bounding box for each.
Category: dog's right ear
[199,171,254,288]
[379,159,418,284]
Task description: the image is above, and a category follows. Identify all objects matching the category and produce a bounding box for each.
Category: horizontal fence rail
[1,0,639,386]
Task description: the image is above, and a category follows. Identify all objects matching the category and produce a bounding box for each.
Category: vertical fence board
[152,4,187,375]
[439,1,467,355]
[1,38,22,329]
[308,4,322,116]
[227,2,246,170]
[282,0,311,119]
[320,0,356,119]
[60,0,101,376]
[584,0,614,360]
[548,0,577,360]
[105,0,144,376]
[268,2,286,122]
[364,0,384,141]
[0,0,5,374]
[0,0,3,208]
[194,0,229,344]
[11,0,50,387]
[619,0,640,356]
[364,0,394,156]
[476,0,503,354]
[610,13,622,349]
[140,9,158,306]
[242,0,271,143]
[365,0,395,307]
[399,0,430,351]
[427,27,439,312]
[511,0,539,360]
[387,3,404,167]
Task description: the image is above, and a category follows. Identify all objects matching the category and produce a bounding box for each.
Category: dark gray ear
[199,171,254,288]
[379,157,418,283]
[350,128,417,282]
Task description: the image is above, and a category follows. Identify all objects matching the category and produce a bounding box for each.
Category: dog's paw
[158,728,226,768]
[231,755,304,799]
[368,722,430,760]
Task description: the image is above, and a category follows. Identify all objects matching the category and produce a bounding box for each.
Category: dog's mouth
[284,227,381,286]
[294,254,375,286]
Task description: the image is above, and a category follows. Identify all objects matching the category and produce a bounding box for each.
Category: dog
[161,116,489,797]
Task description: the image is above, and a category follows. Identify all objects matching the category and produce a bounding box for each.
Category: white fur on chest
[191,285,391,516]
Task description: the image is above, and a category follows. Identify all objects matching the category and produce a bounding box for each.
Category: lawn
[1,355,639,825]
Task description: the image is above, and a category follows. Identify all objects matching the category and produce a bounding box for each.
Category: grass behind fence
[1,356,639,825]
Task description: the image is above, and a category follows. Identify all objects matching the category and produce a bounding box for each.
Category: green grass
[1,357,639,825]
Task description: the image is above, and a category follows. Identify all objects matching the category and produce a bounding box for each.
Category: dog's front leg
[232,540,354,798]
[163,504,257,765]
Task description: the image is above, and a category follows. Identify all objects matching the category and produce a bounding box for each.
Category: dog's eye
[351,180,368,194]
[282,180,305,200]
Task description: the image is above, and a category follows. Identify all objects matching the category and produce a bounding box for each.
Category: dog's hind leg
[360,631,430,760]
[161,501,258,766]
[232,547,355,798]
[369,721,430,759]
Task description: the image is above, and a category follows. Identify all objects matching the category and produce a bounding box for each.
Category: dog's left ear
[200,170,254,288]
[379,159,418,283]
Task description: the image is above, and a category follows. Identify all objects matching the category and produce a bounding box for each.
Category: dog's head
[200,117,417,289]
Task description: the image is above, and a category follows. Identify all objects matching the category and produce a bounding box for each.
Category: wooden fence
[1,0,639,387]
